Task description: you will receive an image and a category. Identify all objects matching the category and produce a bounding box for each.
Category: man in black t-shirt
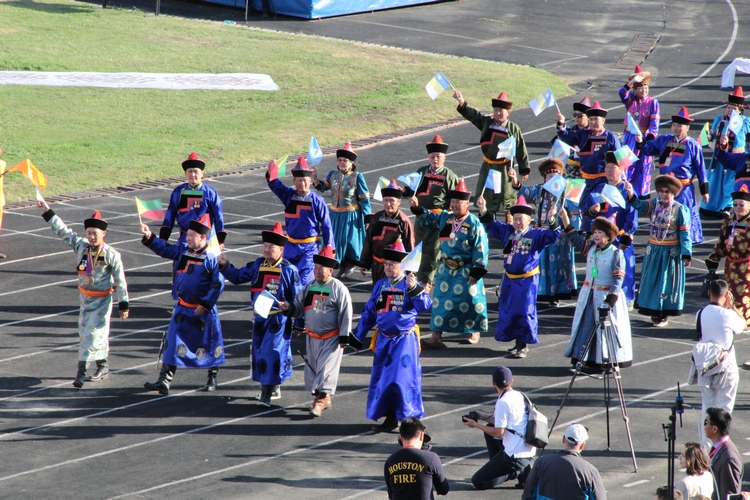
[384,417,450,500]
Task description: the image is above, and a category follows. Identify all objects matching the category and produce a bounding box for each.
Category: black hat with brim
[188,219,211,236]
[509,205,535,217]
[383,248,408,262]
[313,254,339,269]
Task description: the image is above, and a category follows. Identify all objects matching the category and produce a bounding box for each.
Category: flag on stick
[564,178,585,204]
[253,290,278,319]
[728,109,744,136]
[135,197,164,222]
[372,176,390,201]
[0,159,5,228]
[699,122,711,147]
[613,145,639,170]
[626,112,642,137]
[528,89,556,116]
[275,155,289,177]
[484,170,503,194]
[548,139,572,165]
[35,184,44,202]
[7,159,47,189]
[495,137,517,160]
[425,72,452,100]
[397,172,421,193]
[601,184,627,208]
[400,242,423,273]
[307,136,323,165]
[206,226,221,257]
[541,174,566,198]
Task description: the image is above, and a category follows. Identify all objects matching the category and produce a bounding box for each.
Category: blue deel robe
[160,182,226,300]
[715,148,750,198]
[317,169,370,265]
[355,275,432,421]
[221,257,301,386]
[703,114,750,216]
[618,87,660,198]
[268,178,335,286]
[483,215,560,344]
[557,127,621,232]
[580,180,639,303]
[143,234,225,369]
[639,134,707,243]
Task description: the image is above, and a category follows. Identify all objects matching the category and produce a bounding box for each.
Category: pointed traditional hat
[509,195,534,216]
[261,222,288,247]
[586,101,608,118]
[671,106,694,125]
[491,91,513,110]
[725,86,746,107]
[383,238,408,263]
[629,64,651,85]
[731,182,750,201]
[381,179,403,199]
[449,177,471,201]
[188,213,212,236]
[313,245,339,269]
[573,96,591,113]
[84,210,108,231]
[336,141,357,161]
[291,156,314,177]
[182,152,206,171]
[426,134,449,154]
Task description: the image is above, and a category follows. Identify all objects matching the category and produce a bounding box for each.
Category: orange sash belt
[178,298,200,309]
[78,287,114,297]
[373,255,385,263]
[581,171,607,180]
[306,327,340,340]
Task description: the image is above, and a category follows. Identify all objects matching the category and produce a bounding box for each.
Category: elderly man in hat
[620,64,661,199]
[554,97,591,180]
[160,152,227,300]
[626,175,692,327]
[411,179,489,348]
[704,86,750,218]
[279,245,352,417]
[267,156,334,287]
[354,241,432,432]
[478,195,570,358]
[636,106,708,244]
[509,157,580,306]
[564,217,632,371]
[217,223,302,406]
[402,135,459,286]
[360,179,415,284]
[38,198,129,388]
[464,366,536,490]
[453,90,530,219]
[522,423,606,500]
[314,142,371,279]
[581,152,640,308]
[556,102,621,233]
[139,216,225,395]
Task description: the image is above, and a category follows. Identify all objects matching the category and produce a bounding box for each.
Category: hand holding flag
[728,109,744,136]
[600,184,627,208]
[135,197,164,223]
[541,174,566,199]
[253,290,278,319]
[613,145,639,170]
[400,242,423,273]
[548,139,572,165]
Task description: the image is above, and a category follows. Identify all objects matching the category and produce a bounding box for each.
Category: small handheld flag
[600,184,627,208]
[564,178,585,204]
[372,176,391,201]
[397,172,421,192]
[425,71,452,100]
[35,184,44,202]
[728,109,744,136]
[484,170,503,194]
[206,226,221,257]
[528,89,556,116]
[548,139,572,165]
[699,122,711,147]
[135,197,164,222]
[400,242,423,273]
[0,159,5,228]
[541,174,566,199]
[496,137,517,161]
[253,290,278,319]
[275,155,289,177]
[613,145,639,170]
[7,159,47,189]
[626,112,642,137]
[307,136,323,165]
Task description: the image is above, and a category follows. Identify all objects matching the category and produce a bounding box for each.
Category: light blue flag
[401,242,423,273]
[626,112,642,137]
[253,290,278,319]
[601,184,626,208]
[541,174,566,198]
[528,89,556,116]
[307,135,323,165]
[425,72,452,100]
[548,139,571,164]
[728,109,744,136]
[484,170,503,194]
[397,172,421,192]
[495,137,516,160]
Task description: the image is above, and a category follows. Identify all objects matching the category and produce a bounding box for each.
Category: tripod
[662,384,685,500]
[547,304,638,472]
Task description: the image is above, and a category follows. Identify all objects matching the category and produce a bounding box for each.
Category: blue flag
[397,172,421,192]
[307,135,323,165]
[626,112,642,137]
[601,184,626,208]
[548,139,571,165]
[484,170,503,194]
[495,137,517,161]
[541,174,566,198]
[728,109,744,136]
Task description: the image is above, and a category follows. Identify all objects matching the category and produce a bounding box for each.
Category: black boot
[372,410,399,433]
[73,361,88,389]
[199,367,218,392]
[87,359,109,381]
[144,364,175,395]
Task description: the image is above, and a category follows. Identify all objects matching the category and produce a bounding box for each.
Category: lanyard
[709,436,729,458]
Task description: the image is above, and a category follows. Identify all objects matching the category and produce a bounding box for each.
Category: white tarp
[721,58,750,88]
[0,72,279,91]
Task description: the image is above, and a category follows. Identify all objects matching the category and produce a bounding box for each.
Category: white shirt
[675,470,714,500]
[697,303,745,369]
[494,389,535,458]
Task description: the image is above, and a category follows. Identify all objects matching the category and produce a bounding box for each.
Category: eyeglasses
[704,418,712,426]
[573,113,584,118]
[658,189,671,194]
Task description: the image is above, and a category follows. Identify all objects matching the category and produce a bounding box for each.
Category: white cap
[564,424,589,445]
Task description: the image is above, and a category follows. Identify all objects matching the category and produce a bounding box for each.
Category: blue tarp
[207,0,440,19]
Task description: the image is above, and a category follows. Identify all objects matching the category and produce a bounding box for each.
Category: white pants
[700,369,739,418]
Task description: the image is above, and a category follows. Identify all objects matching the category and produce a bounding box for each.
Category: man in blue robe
[354,241,432,432]
[218,223,301,406]
[139,216,225,395]
[478,197,569,358]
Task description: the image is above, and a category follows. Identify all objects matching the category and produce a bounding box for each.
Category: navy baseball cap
[493,366,513,387]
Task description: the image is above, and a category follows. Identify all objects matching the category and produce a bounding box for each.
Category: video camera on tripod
[598,303,610,320]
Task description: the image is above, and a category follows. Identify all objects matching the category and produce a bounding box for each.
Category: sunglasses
[573,113,585,118]
[704,418,713,426]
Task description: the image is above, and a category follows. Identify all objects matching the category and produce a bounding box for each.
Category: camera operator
[384,417,449,499]
[463,366,535,490]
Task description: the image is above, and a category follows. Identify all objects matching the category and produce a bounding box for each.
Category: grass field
[0,0,570,202]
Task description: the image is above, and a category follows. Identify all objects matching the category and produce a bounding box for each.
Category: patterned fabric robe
[619,87,660,198]
[703,113,750,216]
[143,234,225,369]
[355,275,432,421]
[43,210,129,362]
[360,209,415,284]
[221,257,301,385]
[707,214,750,325]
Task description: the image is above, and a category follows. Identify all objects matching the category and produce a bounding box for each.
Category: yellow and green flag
[699,122,711,147]
[135,197,164,221]
[276,155,289,177]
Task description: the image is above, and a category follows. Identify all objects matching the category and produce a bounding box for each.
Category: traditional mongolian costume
[556,96,591,181]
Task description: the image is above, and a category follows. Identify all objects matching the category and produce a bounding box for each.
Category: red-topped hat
[313,245,339,269]
[585,101,608,118]
[629,64,651,85]
[84,210,108,231]
[732,182,750,201]
[336,141,357,162]
[182,152,206,171]
[671,106,694,125]
[725,86,746,107]
[426,134,449,154]
[383,238,409,263]
[491,91,513,110]
[381,178,403,199]
[188,213,212,236]
[509,195,534,217]
[261,222,288,247]
[573,96,591,113]
[449,177,471,201]
[291,156,314,178]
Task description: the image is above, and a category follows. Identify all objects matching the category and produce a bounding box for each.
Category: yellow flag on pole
[8,159,47,189]
[0,159,6,228]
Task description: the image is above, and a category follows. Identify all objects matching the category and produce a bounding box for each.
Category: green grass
[0,0,571,202]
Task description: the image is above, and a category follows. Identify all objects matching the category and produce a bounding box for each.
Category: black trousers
[471,431,532,490]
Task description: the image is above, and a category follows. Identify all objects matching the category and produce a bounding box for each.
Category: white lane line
[623,479,651,488]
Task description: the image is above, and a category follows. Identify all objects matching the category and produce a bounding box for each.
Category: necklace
[450,213,469,240]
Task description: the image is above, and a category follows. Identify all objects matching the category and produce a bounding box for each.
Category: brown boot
[310,393,332,417]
